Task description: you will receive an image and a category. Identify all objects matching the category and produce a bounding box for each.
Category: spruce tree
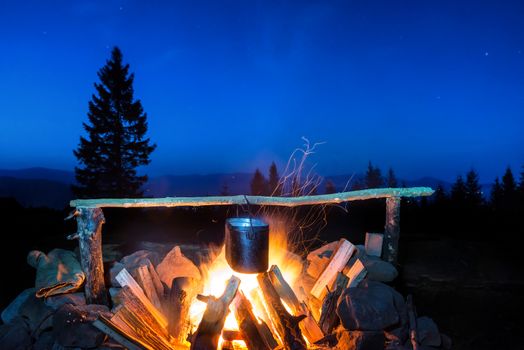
[518,165,524,199]
[365,161,384,189]
[490,177,503,208]
[386,167,398,187]
[250,169,268,195]
[73,47,156,198]
[501,166,517,207]
[451,175,467,206]
[268,162,282,196]
[434,183,448,205]
[465,169,483,207]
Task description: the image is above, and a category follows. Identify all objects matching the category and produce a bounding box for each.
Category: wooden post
[76,207,108,305]
[383,197,401,264]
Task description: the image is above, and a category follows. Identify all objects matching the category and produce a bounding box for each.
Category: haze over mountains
[0,167,465,209]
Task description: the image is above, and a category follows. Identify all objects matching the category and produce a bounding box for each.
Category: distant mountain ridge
[0,167,486,209]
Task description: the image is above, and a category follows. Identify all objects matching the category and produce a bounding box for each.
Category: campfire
[2,187,453,350]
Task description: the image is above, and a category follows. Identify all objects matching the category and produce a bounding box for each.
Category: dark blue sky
[1,0,523,182]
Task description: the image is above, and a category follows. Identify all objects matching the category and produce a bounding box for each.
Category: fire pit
[2,187,449,350]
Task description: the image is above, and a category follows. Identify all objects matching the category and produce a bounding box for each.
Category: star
[484,52,489,56]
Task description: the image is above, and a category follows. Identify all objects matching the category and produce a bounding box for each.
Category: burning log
[310,239,355,300]
[167,277,197,344]
[232,290,278,350]
[268,265,324,343]
[115,268,168,330]
[190,275,240,350]
[257,271,307,350]
[319,272,348,334]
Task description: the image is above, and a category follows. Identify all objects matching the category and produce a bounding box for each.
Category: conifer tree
[268,162,282,196]
[465,169,483,207]
[364,161,384,189]
[386,167,398,187]
[325,179,337,194]
[490,177,503,208]
[250,169,268,195]
[434,183,448,205]
[73,47,156,198]
[451,175,467,206]
[518,165,524,199]
[501,166,517,207]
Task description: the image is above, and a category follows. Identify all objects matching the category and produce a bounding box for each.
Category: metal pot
[225,217,269,273]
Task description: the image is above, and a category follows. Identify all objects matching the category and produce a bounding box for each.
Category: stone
[1,288,36,324]
[0,317,32,350]
[363,257,398,282]
[33,331,55,350]
[417,316,441,347]
[17,291,55,333]
[440,333,452,349]
[156,246,201,286]
[45,293,86,310]
[336,329,385,350]
[53,303,110,348]
[337,280,403,331]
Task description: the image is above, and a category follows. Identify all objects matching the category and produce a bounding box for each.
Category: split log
[249,289,281,345]
[74,207,108,305]
[135,264,162,311]
[364,232,383,257]
[111,305,174,350]
[343,258,367,288]
[92,315,148,350]
[407,294,419,350]
[115,268,168,330]
[232,290,278,350]
[383,197,401,264]
[190,275,240,350]
[257,271,307,350]
[310,239,355,299]
[319,272,348,334]
[167,277,197,344]
[116,286,169,339]
[268,265,324,343]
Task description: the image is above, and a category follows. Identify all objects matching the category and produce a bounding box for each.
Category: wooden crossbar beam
[70,187,433,208]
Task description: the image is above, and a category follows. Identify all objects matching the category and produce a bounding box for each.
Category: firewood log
[407,294,420,350]
[310,239,355,300]
[168,277,197,344]
[93,315,148,350]
[115,268,168,329]
[319,272,348,334]
[257,272,307,350]
[190,275,240,350]
[268,265,324,343]
[232,290,278,350]
[135,264,162,311]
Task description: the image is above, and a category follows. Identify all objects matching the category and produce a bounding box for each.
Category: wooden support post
[383,197,401,264]
[76,207,108,305]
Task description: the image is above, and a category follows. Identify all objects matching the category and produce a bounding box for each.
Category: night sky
[1,0,523,182]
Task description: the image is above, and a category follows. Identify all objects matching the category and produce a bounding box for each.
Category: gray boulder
[1,288,36,324]
[417,316,441,347]
[53,303,110,348]
[0,317,32,350]
[45,292,86,310]
[337,280,405,331]
[352,245,398,282]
